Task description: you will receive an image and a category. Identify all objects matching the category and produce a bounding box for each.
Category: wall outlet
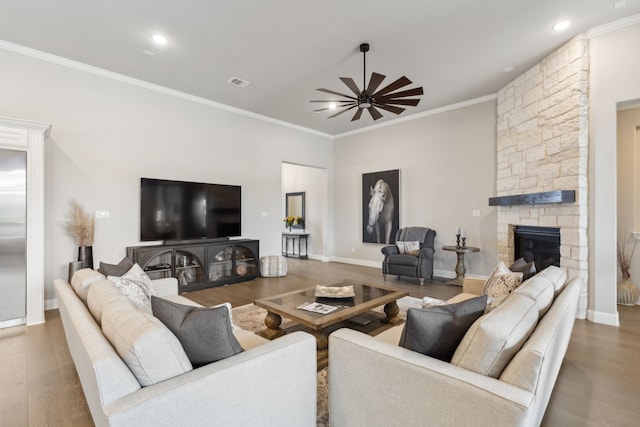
[260,211,268,218]
[95,211,110,219]
[472,210,481,217]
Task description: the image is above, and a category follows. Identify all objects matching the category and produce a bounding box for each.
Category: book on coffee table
[296,302,338,314]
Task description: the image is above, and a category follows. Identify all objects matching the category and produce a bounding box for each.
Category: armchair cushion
[399,295,488,362]
[387,254,420,267]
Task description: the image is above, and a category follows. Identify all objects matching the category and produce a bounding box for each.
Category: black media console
[126,238,259,292]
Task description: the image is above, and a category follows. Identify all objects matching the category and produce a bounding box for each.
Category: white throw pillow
[396,240,421,255]
[483,261,523,300]
[108,263,157,313]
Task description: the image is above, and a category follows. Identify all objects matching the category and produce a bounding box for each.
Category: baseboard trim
[45,298,58,311]
[587,308,620,327]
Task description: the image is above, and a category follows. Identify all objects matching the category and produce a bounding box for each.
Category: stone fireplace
[495,36,589,318]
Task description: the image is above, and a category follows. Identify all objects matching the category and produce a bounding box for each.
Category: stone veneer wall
[496,36,589,318]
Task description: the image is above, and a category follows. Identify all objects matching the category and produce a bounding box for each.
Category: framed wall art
[362,169,399,244]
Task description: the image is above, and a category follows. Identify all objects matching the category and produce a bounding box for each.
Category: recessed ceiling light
[502,66,515,73]
[142,50,155,57]
[553,20,572,32]
[152,34,168,45]
[328,103,337,110]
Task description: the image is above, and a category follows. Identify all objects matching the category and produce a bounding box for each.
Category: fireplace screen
[513,226,560,272]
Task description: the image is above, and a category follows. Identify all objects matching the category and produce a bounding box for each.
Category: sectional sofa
[328,266,582,427]
[54,271,317,427]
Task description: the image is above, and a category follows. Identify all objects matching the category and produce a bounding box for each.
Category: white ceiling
[1,1,639,136]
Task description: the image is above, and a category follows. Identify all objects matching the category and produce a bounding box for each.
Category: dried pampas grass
[65,199,94,246]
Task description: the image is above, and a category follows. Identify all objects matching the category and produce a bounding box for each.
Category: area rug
[231,296,422,427]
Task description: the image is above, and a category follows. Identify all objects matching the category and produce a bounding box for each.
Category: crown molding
[586,13,640,39]
[0,40,332,140]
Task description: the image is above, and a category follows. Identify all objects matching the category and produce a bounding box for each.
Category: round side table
[442,245,480,286]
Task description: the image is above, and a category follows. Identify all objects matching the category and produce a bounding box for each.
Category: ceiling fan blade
[315,88,358,100]
[351,108,364,121]
[376,98,421,106]
[374,104,405,115]
[378,87,424,100]
[372,76,413,98]
[366,72,386,95]
[309,100,355,103]
[339,77,363,97]
[328,104,358,119]
[367,106,383,120]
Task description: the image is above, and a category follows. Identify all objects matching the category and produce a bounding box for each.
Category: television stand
[126,239,259,292]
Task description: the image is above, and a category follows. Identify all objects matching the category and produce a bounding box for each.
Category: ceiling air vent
[227,77,250,88]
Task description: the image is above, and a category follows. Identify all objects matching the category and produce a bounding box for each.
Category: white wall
[0,48,332,303]
[332,100,498,277]
[590,21,640,324]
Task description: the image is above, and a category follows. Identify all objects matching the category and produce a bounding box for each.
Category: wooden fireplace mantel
[488,190,576,207]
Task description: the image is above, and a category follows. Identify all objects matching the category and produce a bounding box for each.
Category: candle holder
[456,234,461,249]
[461,237,467,248]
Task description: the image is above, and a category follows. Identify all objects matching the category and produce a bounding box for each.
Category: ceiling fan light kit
[311,43,423,122]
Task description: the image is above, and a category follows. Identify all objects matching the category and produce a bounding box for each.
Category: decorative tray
[314,284,355,298]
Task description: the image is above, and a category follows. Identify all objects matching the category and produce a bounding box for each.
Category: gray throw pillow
[509,257,537,281]
[399,295,488,362]
[151,296,243,367]
[99,257,134,277]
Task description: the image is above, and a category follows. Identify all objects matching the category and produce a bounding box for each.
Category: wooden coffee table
[254,280,408,367]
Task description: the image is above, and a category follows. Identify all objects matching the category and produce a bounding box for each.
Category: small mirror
[286,192,305,229]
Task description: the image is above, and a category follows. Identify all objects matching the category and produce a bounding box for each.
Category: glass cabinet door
[137,249,173,280]
[207,245,234,282]
[175,247,205,288]
[235,245,257,278]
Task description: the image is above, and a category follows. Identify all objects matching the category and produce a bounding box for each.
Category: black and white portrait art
[362,169,399,244]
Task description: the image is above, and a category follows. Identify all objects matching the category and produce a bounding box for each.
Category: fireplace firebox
[513,226,560,273]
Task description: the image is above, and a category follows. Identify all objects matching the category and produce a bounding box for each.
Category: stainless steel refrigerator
[0,148,26,328]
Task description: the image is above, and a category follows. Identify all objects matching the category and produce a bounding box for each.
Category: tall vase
[617,277,639,306]
[78,246,94,269]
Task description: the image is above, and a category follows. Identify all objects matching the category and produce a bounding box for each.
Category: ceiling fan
[310,43,423,122]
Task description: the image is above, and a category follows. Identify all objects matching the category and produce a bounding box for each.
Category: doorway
[282,162,328,259]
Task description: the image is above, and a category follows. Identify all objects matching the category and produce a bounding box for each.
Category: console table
[442,245,480,286]
[282,233,309,259]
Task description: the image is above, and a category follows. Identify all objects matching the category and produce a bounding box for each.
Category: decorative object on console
[617,230,639,306]
[310,43,423,122]
[64,198,95,269]
[363,169,399,244]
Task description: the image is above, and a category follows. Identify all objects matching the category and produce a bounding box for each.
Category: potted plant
[616,231,639,305]
[65,199,95,269]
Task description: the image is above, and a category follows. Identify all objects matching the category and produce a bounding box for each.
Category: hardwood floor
[0,259,638,426]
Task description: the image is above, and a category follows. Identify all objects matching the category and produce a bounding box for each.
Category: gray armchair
[381,227,436,285]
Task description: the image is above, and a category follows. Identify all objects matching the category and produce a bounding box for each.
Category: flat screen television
[140,178,241,242]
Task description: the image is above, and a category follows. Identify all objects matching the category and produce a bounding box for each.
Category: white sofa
[328,266,582,427]
[54,272,317,427]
